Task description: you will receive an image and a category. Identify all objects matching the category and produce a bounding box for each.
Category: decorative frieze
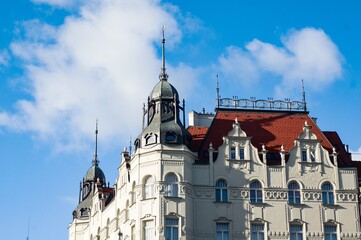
[337,193,358,202]
[264,190,287,200]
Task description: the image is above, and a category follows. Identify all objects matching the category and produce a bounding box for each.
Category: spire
[159,26,168,81]
[92,120,99,166]
[302,79,307,112]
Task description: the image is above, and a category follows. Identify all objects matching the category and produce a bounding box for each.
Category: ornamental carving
[303,191,321,201]
[265,191,287,200]
[337,193,357,202]
[299,162,320,173]
[180,185,192,196]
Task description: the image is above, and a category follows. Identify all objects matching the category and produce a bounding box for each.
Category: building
[68,33,361,240]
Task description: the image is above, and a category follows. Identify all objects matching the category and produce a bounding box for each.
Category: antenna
[159,26,168,81]
[92,120,99,166]
[302,79,307,112]
[216,75,220,108]
[129,136,132,155]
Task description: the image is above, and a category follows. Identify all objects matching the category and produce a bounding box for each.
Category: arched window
[322,182,334,205]
[288,182,301,204]
[215,179,228,202]
[145,133,157,145]
[165,173,178,197]
[144,176,154,199]
[250,180,263,203]
[165,131,177,143]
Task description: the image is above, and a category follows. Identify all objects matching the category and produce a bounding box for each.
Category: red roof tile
[188,126,208,152]
[190,109,334,161]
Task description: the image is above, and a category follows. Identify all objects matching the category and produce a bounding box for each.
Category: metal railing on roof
[217,97,307,112]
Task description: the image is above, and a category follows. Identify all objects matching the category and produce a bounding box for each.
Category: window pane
[230,148,236,159]
[239,148,245,160]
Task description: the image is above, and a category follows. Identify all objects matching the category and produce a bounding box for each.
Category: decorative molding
[264,190,288,200]
[225,158,250,170]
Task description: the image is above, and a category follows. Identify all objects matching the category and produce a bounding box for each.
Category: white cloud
[217,27,343,96]
[31,0,78,9]
[0,50,9,66]
[0,0,199,152]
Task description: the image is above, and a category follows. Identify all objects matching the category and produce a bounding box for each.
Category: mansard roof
[191,108,334,161]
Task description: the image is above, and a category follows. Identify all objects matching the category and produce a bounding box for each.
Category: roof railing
[217,96,307,112]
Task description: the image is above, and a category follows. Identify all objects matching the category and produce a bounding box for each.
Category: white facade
[68,34,361,240]
[69,114,361,240]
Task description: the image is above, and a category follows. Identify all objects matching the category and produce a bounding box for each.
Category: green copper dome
[150,79,179,101]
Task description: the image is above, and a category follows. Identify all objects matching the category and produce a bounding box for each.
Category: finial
[159,26,168,81]
[92,120,99,166]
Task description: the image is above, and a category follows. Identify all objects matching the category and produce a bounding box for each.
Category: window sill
[322,203,339,209]
[287,203,305,208]
[214,201,232,206]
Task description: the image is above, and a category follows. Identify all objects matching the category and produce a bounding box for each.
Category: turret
[135,28,190,150]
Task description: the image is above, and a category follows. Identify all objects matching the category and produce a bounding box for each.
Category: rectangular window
[165,219,178,240]
[216,223,229,240]
[324,225,337,240]
[301,150,307,162]
[239,148,245,160]
[230,147,236,159]
[290,224,303,240]
[144,220,154,240]
[251,223,264,240]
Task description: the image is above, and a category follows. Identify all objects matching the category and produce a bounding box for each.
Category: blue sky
[1,0,360,239]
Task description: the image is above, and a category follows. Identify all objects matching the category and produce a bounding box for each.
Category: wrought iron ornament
[218,97,307,111]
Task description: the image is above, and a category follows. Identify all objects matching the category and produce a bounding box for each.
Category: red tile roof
[188,126,208,152]
[190,109,334,161]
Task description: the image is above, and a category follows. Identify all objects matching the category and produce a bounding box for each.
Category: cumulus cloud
[217,27,343,96]
[0,0,199,152]
[0,50,9,66]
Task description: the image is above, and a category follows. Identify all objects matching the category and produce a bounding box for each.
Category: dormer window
[301,148,316,162]
[165,132,177,143]
[145,133,157,145]
[134,139,140,151]
[230,147,236,159]
[301,150,307,162]
[239,148,245,160]
[80,208,89,217]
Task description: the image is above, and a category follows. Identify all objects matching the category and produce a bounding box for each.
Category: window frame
[288,181,301,204]
[215,179,228,202]
[143,220,154,240]
[216,222,229,240]
[165,173,178,197]
[239,147,245,160]
[290,224,303,240]
[250,180,263,203]
[165,218,179,240]
[321,182,334,205]
[250,222,264,240]
[324,225,337,240]
[144,176,155,199]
